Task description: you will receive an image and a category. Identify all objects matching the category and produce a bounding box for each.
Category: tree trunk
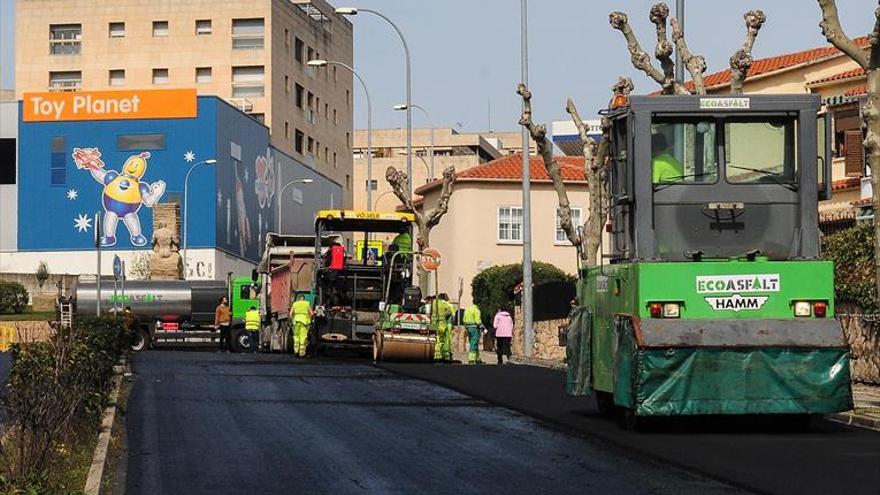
[416,221,431,293]
[867,69,880,300]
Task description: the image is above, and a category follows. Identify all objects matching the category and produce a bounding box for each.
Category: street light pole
[520,0,534,357]
[309,60,373,210]
[277,178,315,233]
[675,0,685,83]
[182,158,218,279]
[336,7,412,195]
[396,150,430,181]
[395,103,434,180]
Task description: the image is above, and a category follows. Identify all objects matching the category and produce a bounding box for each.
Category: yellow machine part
[373,330,435,362]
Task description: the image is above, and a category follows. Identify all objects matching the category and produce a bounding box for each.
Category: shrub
[822,223,877,312]
[471,261,576,326]
[0,282,29,314]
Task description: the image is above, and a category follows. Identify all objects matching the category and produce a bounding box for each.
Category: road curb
[84,357,127,495]
[826,411,880,432]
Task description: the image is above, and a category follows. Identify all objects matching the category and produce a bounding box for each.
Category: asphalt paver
[379,362,880,495]
[123,351,744,495]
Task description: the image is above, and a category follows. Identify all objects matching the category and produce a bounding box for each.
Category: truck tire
[231,328,250,353]
[131,329,150,352]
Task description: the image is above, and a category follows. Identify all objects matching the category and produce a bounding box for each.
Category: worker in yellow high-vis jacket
[651,133,684,184]
[432,293,455,363]
[462,303,484,364]
[290,294,313,357]
[244,306,261,353]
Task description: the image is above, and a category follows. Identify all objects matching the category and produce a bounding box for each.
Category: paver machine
[565,94,853,428]
[311,210,433,359]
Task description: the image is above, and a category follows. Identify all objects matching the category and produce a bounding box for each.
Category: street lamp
[182,158,218,279]
[393,103,434,181]
[336,6,413,195]
[395,149,431,181]
[277,178,315,233]
[308,59,374,210]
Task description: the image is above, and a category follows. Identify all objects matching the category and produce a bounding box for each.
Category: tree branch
[818,0,869,69]
[610,10,689,95]
[871,3,880,69]
[670,17,707,94]
[650,3,676,93]
[424,166,456,229]
[729,10,767,94]
[385,166,418,218]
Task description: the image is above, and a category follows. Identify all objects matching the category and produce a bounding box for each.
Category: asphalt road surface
[0,352,10,425]
[380,363,880,495]
[122,351,743,495]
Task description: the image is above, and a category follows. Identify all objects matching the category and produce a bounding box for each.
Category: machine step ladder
[59,302,73,329]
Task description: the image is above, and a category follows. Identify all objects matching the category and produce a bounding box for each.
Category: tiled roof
[685,36,871,91]
[832,177,861,191]
[851,197,871,207]
[415,153,585,195]
[808,67,866,86]
[845,86,867,97]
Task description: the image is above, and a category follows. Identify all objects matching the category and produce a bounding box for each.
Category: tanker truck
[74,276,260,351]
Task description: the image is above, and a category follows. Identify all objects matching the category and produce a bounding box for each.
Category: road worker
[391,231,412,253]
[290,294,313,357]
[244,305,261,353]
[651,133,684,184]
[432,293,455,363]
[462,303,484,364]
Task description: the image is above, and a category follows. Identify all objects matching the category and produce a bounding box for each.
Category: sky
[1,0,876,132]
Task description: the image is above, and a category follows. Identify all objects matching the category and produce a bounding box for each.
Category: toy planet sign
[23,88,197,122]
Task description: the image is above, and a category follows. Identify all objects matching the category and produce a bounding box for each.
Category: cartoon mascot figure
[73,147,166,247]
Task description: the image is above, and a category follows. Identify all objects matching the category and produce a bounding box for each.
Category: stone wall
[0,273,76,311]
[511,305,567,362]
[838,303,880,385]
[0,321,54,347]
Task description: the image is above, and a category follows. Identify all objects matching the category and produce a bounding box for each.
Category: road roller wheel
[131,329,150,352]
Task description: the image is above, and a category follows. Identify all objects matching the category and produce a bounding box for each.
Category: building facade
[15,0,354,205]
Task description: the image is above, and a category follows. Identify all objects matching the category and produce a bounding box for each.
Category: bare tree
[610,3,766,95]
[817,0,880,296]
[516,78,633,267]
[386,165,456,289]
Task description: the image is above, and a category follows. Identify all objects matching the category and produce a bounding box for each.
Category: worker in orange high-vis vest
[290,294,313,357]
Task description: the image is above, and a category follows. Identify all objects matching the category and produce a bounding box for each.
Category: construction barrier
[0,324,14,352]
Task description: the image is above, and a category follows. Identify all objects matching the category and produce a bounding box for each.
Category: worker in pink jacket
[493,308,514,365]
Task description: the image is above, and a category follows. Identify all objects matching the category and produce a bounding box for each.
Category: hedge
[822,223,877,312]
[471,261,576,326]
[0,281,28,315]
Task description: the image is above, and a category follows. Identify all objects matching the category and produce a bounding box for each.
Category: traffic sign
[113,255,122,280]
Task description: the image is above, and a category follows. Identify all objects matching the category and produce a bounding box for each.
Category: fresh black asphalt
[122,351,743,495]
[379,362,880,495]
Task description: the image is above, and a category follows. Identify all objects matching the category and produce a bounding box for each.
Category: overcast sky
[1,0,876,131]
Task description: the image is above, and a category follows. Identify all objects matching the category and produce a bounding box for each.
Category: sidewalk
[828,384,880,431]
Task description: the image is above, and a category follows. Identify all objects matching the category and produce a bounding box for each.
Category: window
[152,68,169,84]
[49,24,81,55]
[195,19,212,35]
[295,130,304,154]
[324,147,329,162]
[724,118,797,184]
[109,22,125,38]
[498,206,523,243]
[346,174,351,190]
[295,83,304,108]
[346,89,351,107]
[232,18,264,49]
[109,69,125,86]
[196,67,212,83]
[152,21,169,37]
[307,137,314,155]
[285,122,290,139]
[294,38,304,62]
[50,137,66,186]
[284,75,290,93]
[324,103,329,119]
[117,134,166,150]
[555,208,582,244]
[650,120,717,185]
[333,108,337,125]
[365,179,378,191]
[251,113,265,124]
[231,66,264,97]
[0,138,15,185]
[333,152,337,168]
[284,28,290,48]
[346,132,351,148]
[49,71,81,91]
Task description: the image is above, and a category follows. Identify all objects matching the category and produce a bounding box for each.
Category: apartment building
[15,0,354,204]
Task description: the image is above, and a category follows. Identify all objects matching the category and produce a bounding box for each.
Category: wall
[273,149,343,235]
[0,101,16,251]
[421,181,587,307]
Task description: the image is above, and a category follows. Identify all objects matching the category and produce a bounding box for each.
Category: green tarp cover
[565,307,591,396]
[632,347,853,416]
[613,318,638,408]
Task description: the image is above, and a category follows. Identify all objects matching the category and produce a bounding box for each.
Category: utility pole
[521,0,534,357]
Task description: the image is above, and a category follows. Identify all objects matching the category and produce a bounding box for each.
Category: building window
[251,113,265,124]
[284,28,290,48]
[295,130,305,154]
[109,22,125,38]
[285,122,290,139]
[346,89,351,107]
[498,206,523,243]
[231,66,264,97]
[49,71,81,91]
[295,84,304,108]
[50,137,66,186]
[365,179,377,191]
[346,132,351,148]
[109,69,125,86]
[284,75,290,93]
[0,138,15,185]
[324,103,329,119]
[153,21,169,37]
[333,152,338,168]
[196,67,212,83]
[555,208,582,244]
[152,68,169,84]
[307,137,314,155]
[232,18,264,49]
[117,134,166,151]
[333,108,338,125]
[195,19,212,35]
[324,146,329,162]
[346,174,351,190]
[294,37,304,62]
[49,24,81,55]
